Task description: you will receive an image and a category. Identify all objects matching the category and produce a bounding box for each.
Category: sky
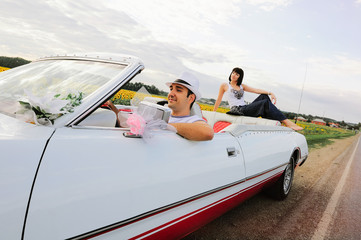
[1,0,361,123]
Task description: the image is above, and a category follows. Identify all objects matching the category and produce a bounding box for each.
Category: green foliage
[113,98,131,105]
[17,91,84,125]
[60,92,83,113]
[198,98,228,107]
[0,56,31,68]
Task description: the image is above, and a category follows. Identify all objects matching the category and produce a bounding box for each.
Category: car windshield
[0,59,126,118]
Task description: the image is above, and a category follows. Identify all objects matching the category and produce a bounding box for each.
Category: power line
[295,63,307,124]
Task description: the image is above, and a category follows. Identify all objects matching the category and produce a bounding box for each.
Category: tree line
[282,111,360,129]
[0,56,31,68]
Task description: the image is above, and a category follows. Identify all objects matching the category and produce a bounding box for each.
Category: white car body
[0,54,308,240]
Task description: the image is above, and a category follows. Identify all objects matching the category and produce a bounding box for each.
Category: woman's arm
[242,84,277,104]
[213,83,227,111]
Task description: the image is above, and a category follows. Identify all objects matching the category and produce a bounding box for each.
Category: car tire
[265,156,295,201]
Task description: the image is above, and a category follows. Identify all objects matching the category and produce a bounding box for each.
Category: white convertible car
[0,54,308,240]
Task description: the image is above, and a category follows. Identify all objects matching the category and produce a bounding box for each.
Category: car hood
[0,114,55,240]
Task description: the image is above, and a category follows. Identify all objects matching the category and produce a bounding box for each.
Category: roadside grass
[296,122,356,150]
[305,134,353,150]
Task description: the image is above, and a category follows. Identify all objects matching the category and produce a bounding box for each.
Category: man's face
[167,83,194,113]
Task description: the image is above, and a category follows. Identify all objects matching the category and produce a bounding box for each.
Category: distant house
[311,118,326,126]
[329,122,339,128]
[295,116,307,122]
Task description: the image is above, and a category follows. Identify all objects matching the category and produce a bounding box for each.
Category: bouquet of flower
[17,90,83,126]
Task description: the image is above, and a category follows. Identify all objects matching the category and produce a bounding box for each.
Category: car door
[0,117,54,240]
[237,129,294,179]
[23,126,245,239]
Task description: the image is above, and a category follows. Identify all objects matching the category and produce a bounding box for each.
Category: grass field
[295,122,356,150]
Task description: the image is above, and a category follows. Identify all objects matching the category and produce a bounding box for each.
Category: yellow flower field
[111,89,167,102]
[111,89,229,113]
[111,89,136,101]
[0,66,10,72]
[295,121,355,149]
[296,122,350,136]
[199,103,229,113]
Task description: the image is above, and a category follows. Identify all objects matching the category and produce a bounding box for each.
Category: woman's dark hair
[228,67,244,86]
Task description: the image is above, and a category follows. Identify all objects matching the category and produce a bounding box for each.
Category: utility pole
[295,64,307,124]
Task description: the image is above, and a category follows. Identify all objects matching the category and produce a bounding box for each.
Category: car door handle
[227,147,238,157]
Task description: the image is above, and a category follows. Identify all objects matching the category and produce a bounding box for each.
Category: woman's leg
[242,94,286,121]
[281,119,303,130]
[242,94,303,130]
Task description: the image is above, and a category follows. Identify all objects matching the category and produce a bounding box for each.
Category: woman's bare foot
[282,119,304,131]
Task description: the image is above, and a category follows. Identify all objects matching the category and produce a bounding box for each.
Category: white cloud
[105,0,243,46]
[284,46,298,52]
[245,0,292,11]
[180,42,250,77]
[307,55,361,91]
[309,55,361,75]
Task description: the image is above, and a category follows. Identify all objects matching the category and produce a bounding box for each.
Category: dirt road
[183,134,360,240]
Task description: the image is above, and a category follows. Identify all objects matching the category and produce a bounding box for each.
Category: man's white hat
[166,72,201,101]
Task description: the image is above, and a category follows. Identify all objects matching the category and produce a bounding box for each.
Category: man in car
[166,72,214,141]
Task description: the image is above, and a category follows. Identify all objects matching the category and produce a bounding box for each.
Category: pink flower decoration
[126,113,146,135]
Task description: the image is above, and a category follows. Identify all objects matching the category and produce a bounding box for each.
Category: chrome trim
[35,53,141,66]
[70,125,130,131]
[245,163,286,180]
[226,147,238,157]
